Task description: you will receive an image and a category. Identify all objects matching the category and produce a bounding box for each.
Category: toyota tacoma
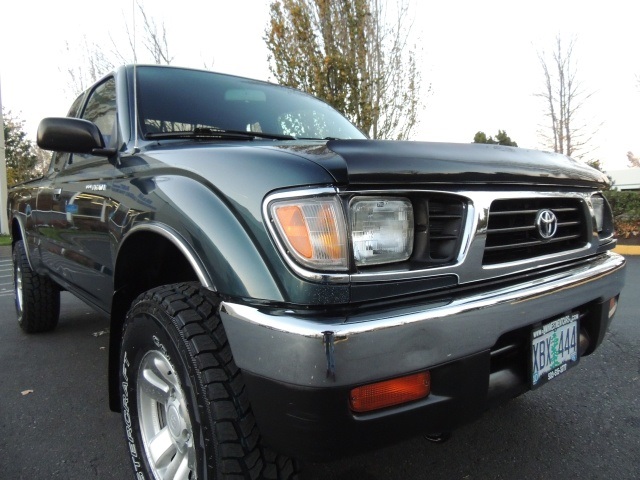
[8,65,626,479]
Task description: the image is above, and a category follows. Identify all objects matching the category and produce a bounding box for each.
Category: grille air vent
[427,197,466,263]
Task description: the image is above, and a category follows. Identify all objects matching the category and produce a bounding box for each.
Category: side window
[67,92,86,118]
[83,77,117,145]
[74,78,117,163]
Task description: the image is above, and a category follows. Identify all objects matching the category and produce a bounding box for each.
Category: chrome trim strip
[220,252,625,387]
[121,222,214,289]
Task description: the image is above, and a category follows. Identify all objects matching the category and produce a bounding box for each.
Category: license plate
[531,313,579,389]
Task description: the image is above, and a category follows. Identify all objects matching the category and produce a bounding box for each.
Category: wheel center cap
[167,404,184,438]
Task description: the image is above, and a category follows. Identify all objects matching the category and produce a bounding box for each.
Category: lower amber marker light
[608,296,618,318]
[349,371,431,413]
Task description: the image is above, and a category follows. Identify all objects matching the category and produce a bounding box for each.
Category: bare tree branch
[628,151,640,168]
[62,37,115,97]
[536,35,598,161]
[63,0,173,96]
[137,0,173,65]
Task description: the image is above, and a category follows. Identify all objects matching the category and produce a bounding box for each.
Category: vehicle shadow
[301,397,547,480]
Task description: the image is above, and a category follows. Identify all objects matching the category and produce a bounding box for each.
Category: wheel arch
[11,216,24,243]
[106,178,289,409]
[119,223,214,289]
[10,216,36,271]
[108,225,207,411]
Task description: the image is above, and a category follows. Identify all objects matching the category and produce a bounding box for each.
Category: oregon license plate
[531,313,579,389]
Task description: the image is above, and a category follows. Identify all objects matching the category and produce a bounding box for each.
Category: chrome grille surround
[264,188,613,285]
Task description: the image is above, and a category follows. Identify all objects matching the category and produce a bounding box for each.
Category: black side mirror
[37,117,114,156]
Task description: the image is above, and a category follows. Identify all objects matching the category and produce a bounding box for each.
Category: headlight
[270,197,348,270]
[591,195,605,233]
[350,198,414,266]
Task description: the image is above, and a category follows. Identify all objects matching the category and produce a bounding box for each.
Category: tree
[627,151,640,168]
[586,159,614,189]
[2,109,46,185]
[473,130,518,147]
[33,147,51,179]
[473,131,491,144]
[265,0,423,140]
[63,36,116,97]
[586,159,604,172]
[0,92,8,235]
[135,4,173,65]
[64,0,173,96]
[536,35,595,159]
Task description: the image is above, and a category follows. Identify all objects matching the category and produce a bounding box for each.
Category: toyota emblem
[535,209,558,239]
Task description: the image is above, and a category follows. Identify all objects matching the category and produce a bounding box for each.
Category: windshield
[135,66,366,141]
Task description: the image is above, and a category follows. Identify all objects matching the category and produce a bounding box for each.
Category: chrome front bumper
[219,252,626,388]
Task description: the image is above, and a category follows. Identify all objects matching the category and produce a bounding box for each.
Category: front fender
[138,175,286,302]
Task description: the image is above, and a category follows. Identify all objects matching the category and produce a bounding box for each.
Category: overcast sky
[2,0,639,170]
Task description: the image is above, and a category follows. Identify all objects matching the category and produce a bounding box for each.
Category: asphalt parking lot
[1,247,638,479]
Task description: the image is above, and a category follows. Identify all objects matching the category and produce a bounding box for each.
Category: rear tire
[12,240,60,333]
[119,282,298,479]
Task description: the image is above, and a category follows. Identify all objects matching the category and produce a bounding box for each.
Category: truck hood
[270,139,608,189]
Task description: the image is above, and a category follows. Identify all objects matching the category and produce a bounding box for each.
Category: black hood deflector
[320,140,608,188]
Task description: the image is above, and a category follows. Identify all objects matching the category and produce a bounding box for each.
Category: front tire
[119,283,298,480]
[12,240,60,333]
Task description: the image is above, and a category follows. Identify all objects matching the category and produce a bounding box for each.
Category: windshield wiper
[295,136,342,141]
[221,129,295,140]
[146,127,295,141]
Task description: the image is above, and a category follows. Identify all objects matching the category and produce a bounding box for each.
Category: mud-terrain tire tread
[127,282,300,480]
[12,240,60,333]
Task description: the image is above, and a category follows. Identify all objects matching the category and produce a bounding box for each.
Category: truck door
[37,77,118,312]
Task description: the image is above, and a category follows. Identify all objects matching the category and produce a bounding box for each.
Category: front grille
[483,197,587,265]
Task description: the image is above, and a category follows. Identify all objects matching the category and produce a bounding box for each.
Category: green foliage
[0,235,11,247]
[603,190,640,239]
[265,0,422,140]
[586,159,604,171]
[585,159,613,190]
[473,131,489,143]
[2,109,48,185]
[604,190,640,221]
[473,130,518,147]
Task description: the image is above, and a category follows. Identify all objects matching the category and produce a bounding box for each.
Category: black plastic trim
[243,352,489,461]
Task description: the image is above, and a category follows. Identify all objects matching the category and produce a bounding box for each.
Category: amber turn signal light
[275,205,313,258]
[269,197,348,270]
[349,371,431,413]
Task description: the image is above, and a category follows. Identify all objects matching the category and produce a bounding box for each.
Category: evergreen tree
[473,130,517,147]
[2,109,42,185]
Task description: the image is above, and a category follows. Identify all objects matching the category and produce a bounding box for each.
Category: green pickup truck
[8,65,626,479]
